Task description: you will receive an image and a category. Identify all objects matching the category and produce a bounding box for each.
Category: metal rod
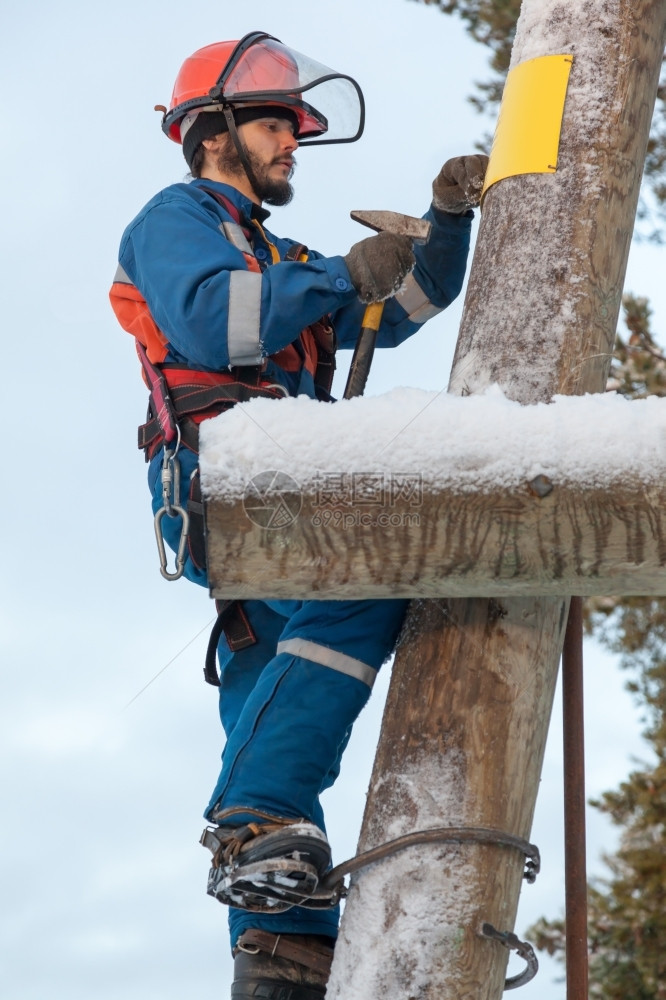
[562,596,589,1000]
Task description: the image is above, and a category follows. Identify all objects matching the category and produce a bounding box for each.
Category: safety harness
[110,188,337,683]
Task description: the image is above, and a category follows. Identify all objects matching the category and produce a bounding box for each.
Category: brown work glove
[344,231,415,304]
[432,154,489,214]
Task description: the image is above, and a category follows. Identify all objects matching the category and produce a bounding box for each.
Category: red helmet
[161,32,364,147]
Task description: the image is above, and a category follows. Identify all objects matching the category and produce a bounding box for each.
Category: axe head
[351,209,432,244]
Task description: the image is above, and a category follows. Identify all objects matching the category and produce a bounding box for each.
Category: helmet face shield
[217,35,365,144]
[163,32,365,148]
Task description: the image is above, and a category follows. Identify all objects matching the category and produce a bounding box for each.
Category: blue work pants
[206,598,408,947]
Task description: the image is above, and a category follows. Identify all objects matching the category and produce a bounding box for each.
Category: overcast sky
[1,1,662,998]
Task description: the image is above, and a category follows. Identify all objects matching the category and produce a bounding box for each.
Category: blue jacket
[116,178,472,397]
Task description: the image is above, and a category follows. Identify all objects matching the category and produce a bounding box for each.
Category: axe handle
[343,301,385,399]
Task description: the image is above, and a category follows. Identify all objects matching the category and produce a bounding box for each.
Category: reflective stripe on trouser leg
[276,638,377,688]
[277,598,409,672]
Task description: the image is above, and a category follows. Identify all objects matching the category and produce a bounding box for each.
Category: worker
[110,31,487,1000]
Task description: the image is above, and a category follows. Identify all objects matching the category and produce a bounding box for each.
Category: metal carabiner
[160,426,182,516]
[154,428,190,581]
[154,504,190,581]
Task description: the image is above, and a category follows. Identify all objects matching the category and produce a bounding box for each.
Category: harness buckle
[263,382,290,398]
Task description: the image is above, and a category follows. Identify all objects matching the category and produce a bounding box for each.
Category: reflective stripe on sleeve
[395,272,443,324]
[221,221,253,255]
[113,263,132,284]
[276,638,377,689]
[228,270,263,365]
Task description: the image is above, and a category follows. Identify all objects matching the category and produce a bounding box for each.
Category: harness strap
[309,319,337,400]
[285,242,309,262]
[199,186,245,227]
[205,600,258,686]
[186,468,207,572]
[138,376,287,459]
[135,341,179,445]
[235,929,334,977]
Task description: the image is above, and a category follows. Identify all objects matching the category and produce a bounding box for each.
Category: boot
[232,929,334,1000]
[201,815,337,912]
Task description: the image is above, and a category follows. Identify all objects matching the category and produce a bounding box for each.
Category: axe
[343,209,432,400]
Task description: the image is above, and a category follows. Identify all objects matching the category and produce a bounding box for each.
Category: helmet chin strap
[222,106,262,201]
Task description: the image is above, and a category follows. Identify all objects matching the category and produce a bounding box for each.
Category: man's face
[217,116,299,206]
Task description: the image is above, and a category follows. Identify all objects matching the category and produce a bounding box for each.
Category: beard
[216,138,295,206]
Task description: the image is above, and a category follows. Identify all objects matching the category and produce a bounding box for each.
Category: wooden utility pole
[327,3,666,999]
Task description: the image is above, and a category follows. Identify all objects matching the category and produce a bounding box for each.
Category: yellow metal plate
[482,54,574,198]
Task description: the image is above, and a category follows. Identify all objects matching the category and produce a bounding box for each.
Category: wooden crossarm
[204,478,666,599]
